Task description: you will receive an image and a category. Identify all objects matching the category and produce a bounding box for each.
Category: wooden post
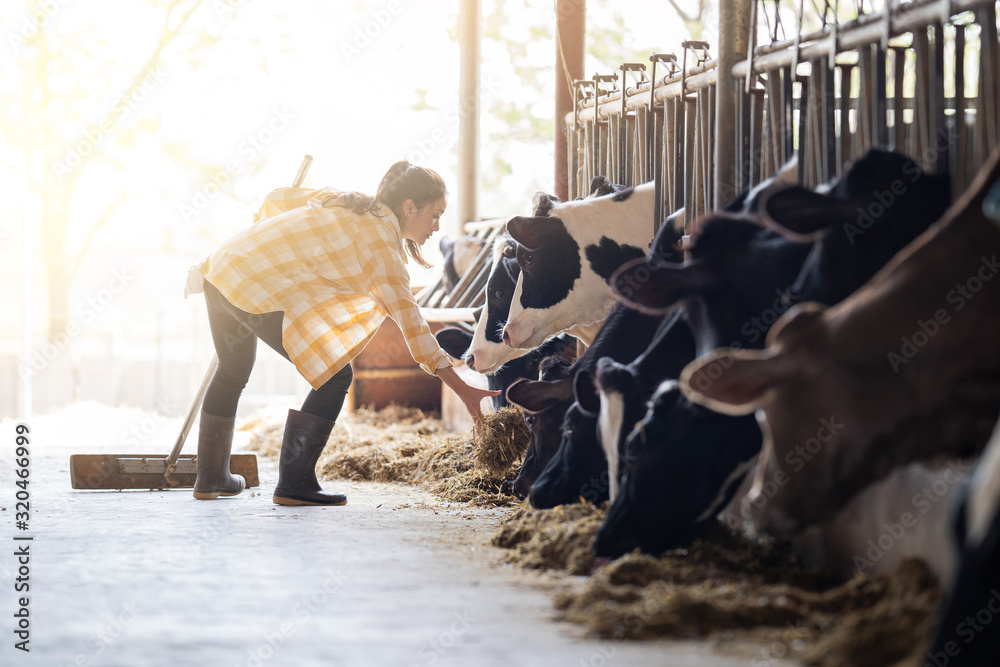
[714,0,752,207]
[555,0,585,201]
[458,0,480,229]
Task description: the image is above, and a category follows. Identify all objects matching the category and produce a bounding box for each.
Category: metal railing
[565,0,1000,237]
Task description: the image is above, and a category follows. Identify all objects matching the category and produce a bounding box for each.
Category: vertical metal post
[913,28,931,169]
[954,26,967,193]
[931,21,947,173]
[750,88,765,186]
[782,66,795,163]
[555,0,585,201]
[837,63,853,171]
[890,46,907,153]
[874,45,888,148]
[797,75,810,185]
[673,96,684,211]
[458,0,480,229]
[715,0,752,207]
[822,57,836,183]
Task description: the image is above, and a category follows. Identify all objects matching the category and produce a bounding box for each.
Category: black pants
[201,280,353,422]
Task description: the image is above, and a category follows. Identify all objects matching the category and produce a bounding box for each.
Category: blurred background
[1,0,710,418]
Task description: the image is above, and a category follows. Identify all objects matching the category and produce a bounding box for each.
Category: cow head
[502,215,586,349]
[505,358,575,498]
[466,236,531,374]
[528,401,607,509]
[594,382,760,558]
[466,191,565,374]
[502,183,656,350]
[679,303,862,536]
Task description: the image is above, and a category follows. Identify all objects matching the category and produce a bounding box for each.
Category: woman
[187,160,498,506]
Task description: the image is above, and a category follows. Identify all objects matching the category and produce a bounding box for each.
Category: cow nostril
[467,356,476,371]
[502,331,511,346]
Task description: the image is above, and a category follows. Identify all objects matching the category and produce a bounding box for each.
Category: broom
[69,155,314,490]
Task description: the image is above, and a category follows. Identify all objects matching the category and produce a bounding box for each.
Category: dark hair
[323,160,447,268]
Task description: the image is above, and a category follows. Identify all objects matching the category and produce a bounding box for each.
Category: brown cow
[680,146,1000,536]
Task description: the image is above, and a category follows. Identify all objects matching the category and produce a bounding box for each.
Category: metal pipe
[732,0,995,77]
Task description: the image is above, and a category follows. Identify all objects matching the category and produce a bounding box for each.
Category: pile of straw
[240,404,528,506]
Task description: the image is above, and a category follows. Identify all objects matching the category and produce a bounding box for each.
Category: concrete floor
[0,404,799,667]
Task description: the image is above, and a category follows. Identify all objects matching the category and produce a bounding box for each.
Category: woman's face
[402,196,446,245]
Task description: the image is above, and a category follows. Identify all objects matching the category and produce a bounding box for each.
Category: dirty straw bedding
[242,405,940,667]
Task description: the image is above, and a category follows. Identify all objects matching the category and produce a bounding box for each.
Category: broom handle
[166,154,314,465]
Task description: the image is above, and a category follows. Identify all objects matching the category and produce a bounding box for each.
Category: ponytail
[323,160,447,268]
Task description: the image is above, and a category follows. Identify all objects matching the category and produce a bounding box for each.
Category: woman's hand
[436,367,501,433]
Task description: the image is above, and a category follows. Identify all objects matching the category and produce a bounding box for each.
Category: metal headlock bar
[564,0,999,231]
[434,0,999,328]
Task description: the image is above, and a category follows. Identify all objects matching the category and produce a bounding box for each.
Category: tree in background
[5,0,215,340]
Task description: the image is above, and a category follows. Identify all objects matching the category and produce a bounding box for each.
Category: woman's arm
[436,366,500,431]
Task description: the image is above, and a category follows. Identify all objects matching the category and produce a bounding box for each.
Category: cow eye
[494,289,504,300]
[524,414,536,426]
[524,254,533,264]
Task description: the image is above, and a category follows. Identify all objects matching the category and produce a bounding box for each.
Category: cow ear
[766,302,826,347]
[573,369,600,416]
[595,358,635,395]
[435,328,473,360]
[985,179,1000,222]
[506,216,556,251]
[760,186,850,241]
[501,239,517,258]
[532,192,560,217]
[589,175,616,197]
[506,377,574,414]
[610,256,714,315]
[439,235,453,255]
[680,348,796,416]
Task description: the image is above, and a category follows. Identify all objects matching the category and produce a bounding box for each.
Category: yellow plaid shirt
[197,187,452,389]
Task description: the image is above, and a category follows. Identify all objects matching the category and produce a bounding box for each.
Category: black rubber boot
[273,409,347,506]
[193,411,246,500]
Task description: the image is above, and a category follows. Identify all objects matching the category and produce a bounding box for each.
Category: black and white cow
[505,219,690,505]
[502,182,660,350]
[505,302,686,504]
[435,327,575,410]
[465,177,627,375]
[596,149,953,558]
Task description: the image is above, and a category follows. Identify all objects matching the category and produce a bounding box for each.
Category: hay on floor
[492,505,942,667]
[240,404,527,506]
